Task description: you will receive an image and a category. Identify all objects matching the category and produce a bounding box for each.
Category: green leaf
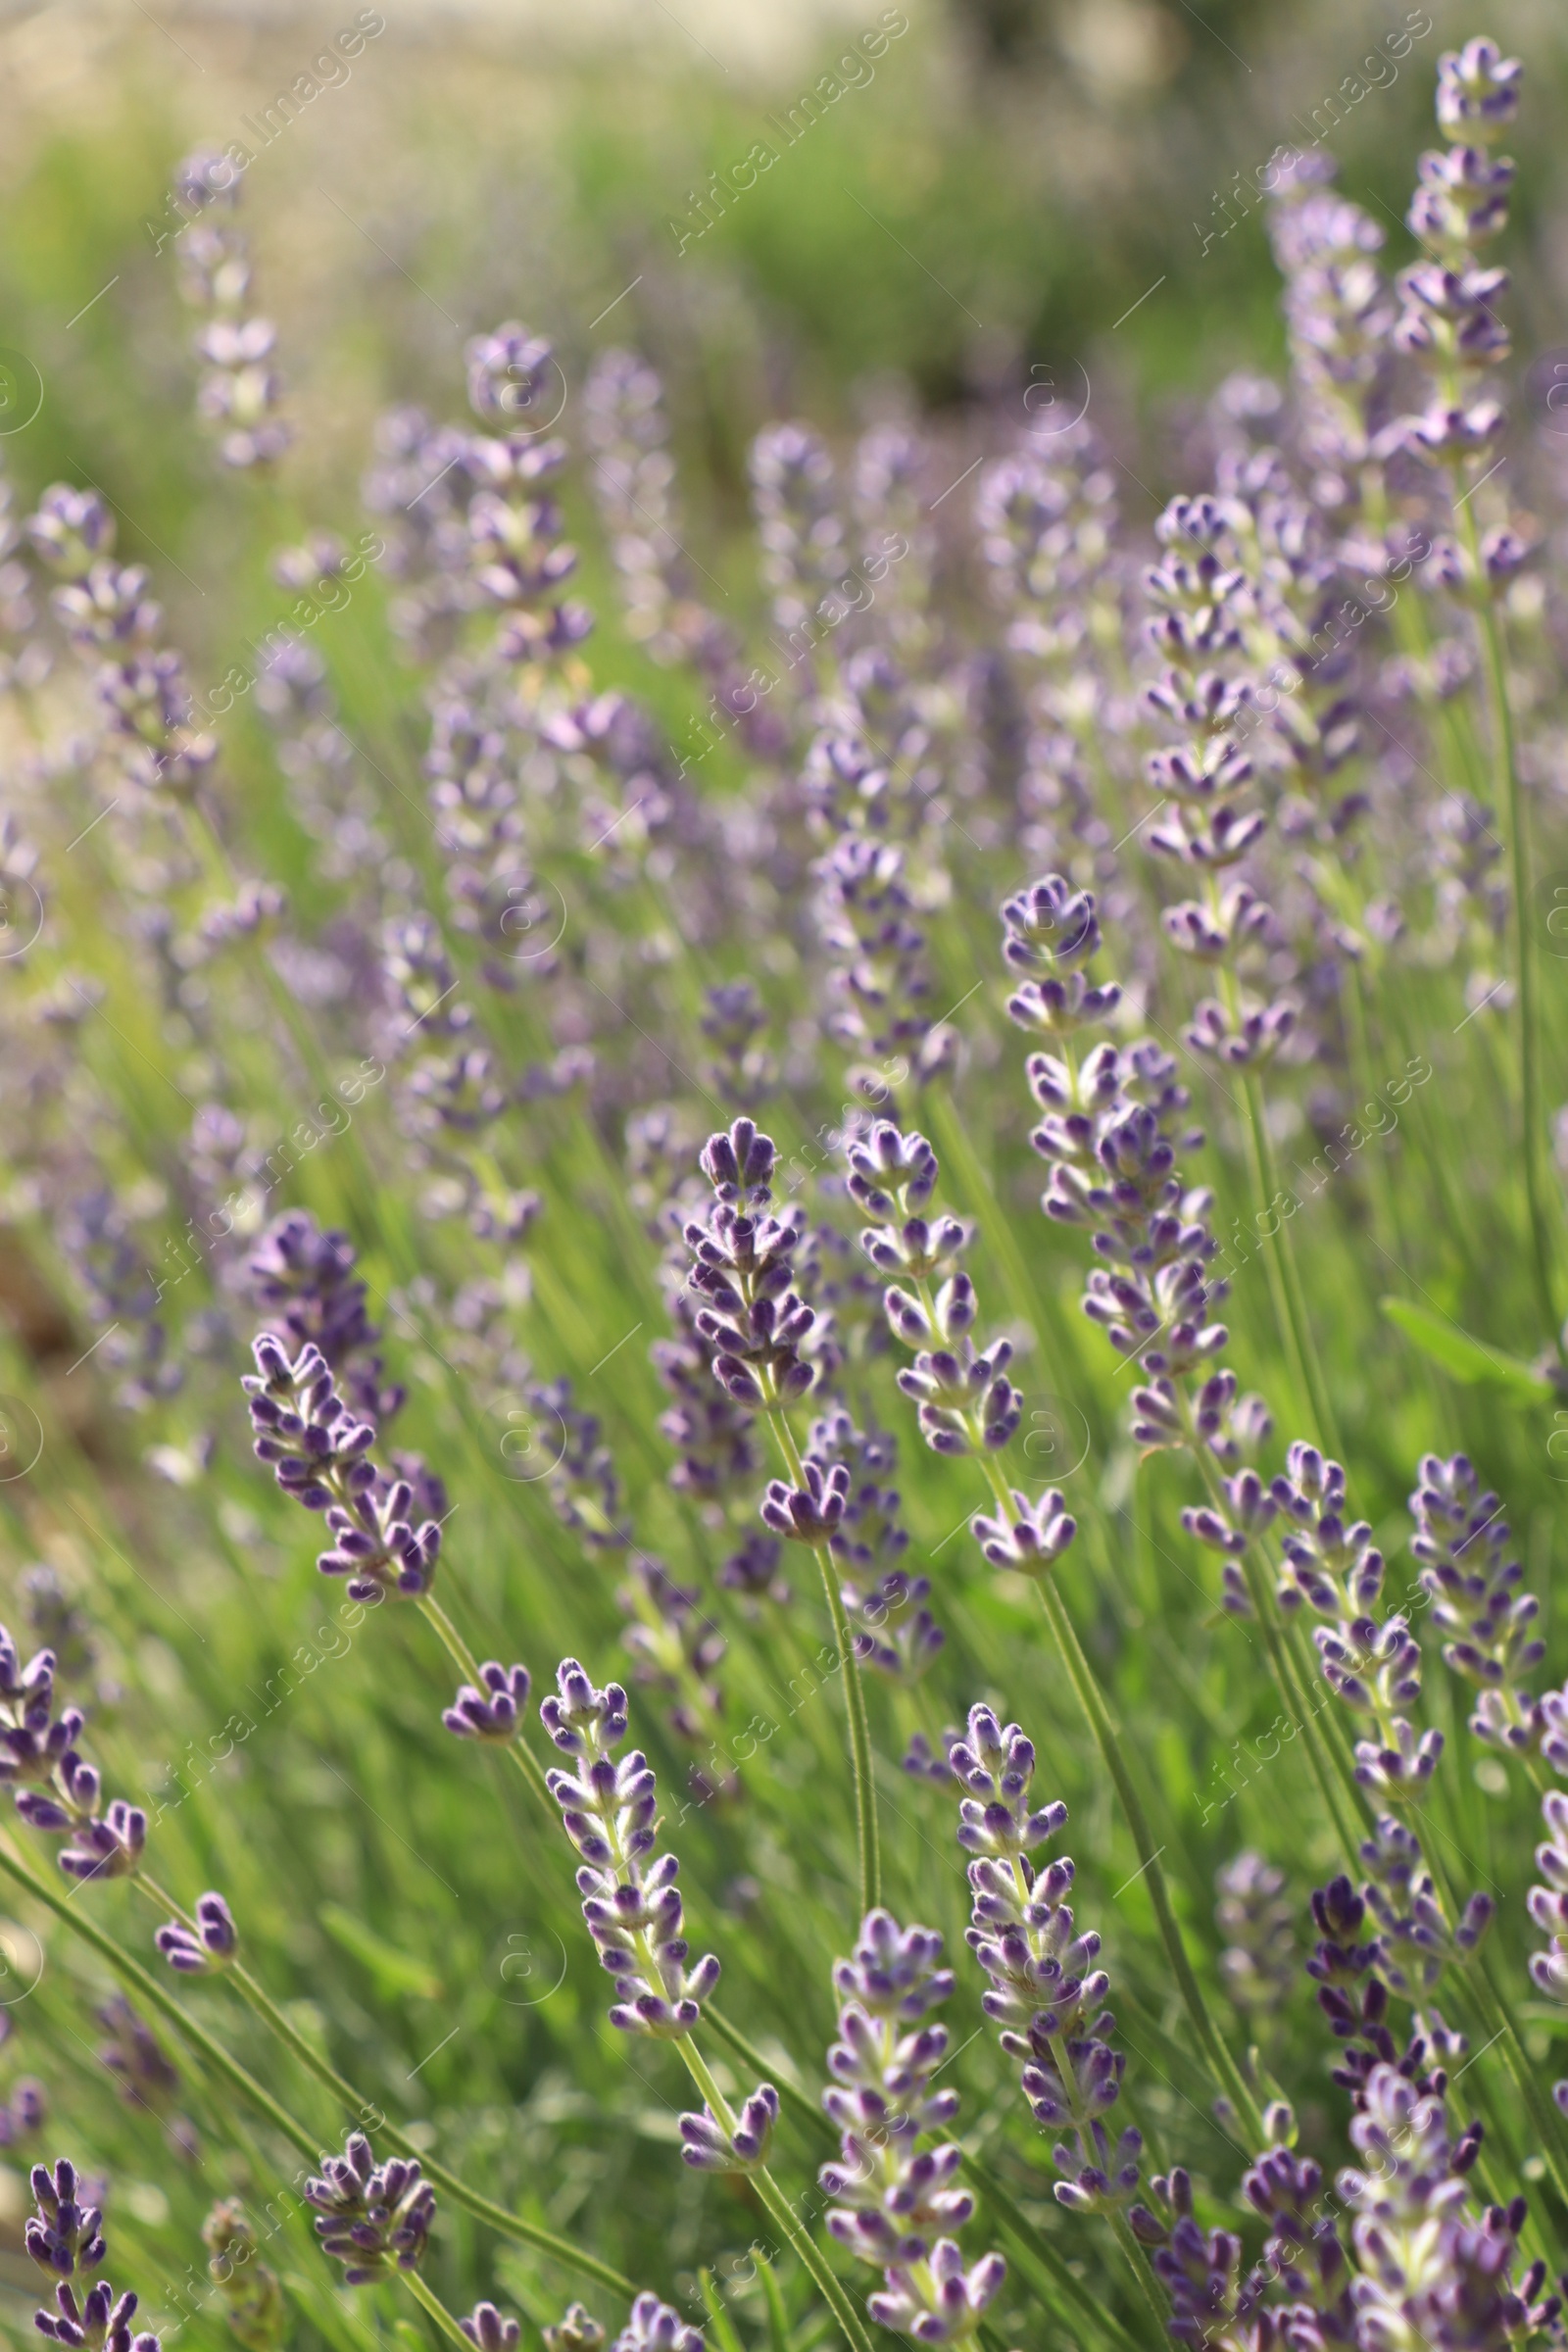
[318,1903,444,2001]
[1379,1298,1552,1397]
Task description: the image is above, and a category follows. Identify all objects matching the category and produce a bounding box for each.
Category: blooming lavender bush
[2,35,1568,2352]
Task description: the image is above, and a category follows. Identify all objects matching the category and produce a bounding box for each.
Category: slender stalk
[404,2270,481,2351]
[1178,1413,1367,1860]
[0,1842,635,2296]
[766,1398,881,1914]
[973,1447,1259,2140]
[1453,492,1562,1348]
[1108,2210,1169,2339]
[1238,1065,1342,1460]
[679,2040,875,2352]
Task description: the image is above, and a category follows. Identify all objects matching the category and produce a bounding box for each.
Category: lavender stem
[1453,488,1561,1346]
[404,2269,480,2351]
[767,1393,882,1915]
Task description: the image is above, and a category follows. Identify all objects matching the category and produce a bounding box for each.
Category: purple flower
[866,2242,1005,2344]
[678,2082,778,2173]
[817,1905,1001,2333]
[612,2295,702,2352]
[25,2161,105,2278]
[443,1663,531,1743]
[969,1486,1076,1575]
[33,2276,157,2352]
[1409,1451,1543,1748]
[680,1121,818,1409]
[155,1893,238,1973]
[761,1458,849,1544]
[305,2132,434,2283]
[539,1660,718,2038]
[462,2306,521,2352]
[241,1337,441,1601]
[945,1701,1137,2215]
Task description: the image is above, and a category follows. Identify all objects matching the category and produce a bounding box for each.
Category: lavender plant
[3,29,1568,2352]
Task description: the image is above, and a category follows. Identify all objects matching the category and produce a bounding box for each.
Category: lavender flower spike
[612,2295,703,2352]
[462,2306,521,2352]
[242,1336,441,1601]
[444,1663,532,1742]
[540,1659,719,2037]
[867,2242,1006,2345]
[678,2082,779,2173]
[155,1893,239,1973]
[26,2161,106,2278]
[844,1123,1021,1461]
[34,2277,158,2352]
[970,1485,1076,1576]
[681,1121,817,1409]
[818,1906,1004,2340]
[305,2132,434,2283]
[27,2158,158,2352]
[948,1703,1140,2216]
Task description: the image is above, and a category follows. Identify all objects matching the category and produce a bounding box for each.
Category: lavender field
[1,9,1568,2352]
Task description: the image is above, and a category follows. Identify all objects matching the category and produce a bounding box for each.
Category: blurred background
[4,0,1568,682]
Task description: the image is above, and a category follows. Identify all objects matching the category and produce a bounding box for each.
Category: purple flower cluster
[26,2157,160,2352]
[248,1209,403,1423]
[305,2131,435,2283]
[805,1409,943,1680]
[1266,152,1394,472]
[819,1906,1004,2343]
[680,1121,818,1410]
[678,2082,779,2176]
[1268,1444,1440,1800]
[1140,500,1299,1068]
[155,1891,240,1973]
[1408,1451,1544,1750]
[28,487,217,796]
[540,1659,719,2036]
[1306,1873,1473,2103]
[947,1704,1139,2216]
[0,1627,146,1882]
[999,875,1274,1472]
[844,1122,1021,1465]
[242,1334,443,1600]
[1394,39,1520,468]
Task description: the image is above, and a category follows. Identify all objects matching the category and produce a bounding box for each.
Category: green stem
[1239,1069,1342,1459]
[404,2270,481,2351]
[0,1844,634,2297]
[1453,494,1561,1348]
[1108,2210,1168,2340]
[1179,1419,1367,1859]
[767,1404,880,1915]
[1020,1534,1263,2143]
[679,2040,874,2352]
